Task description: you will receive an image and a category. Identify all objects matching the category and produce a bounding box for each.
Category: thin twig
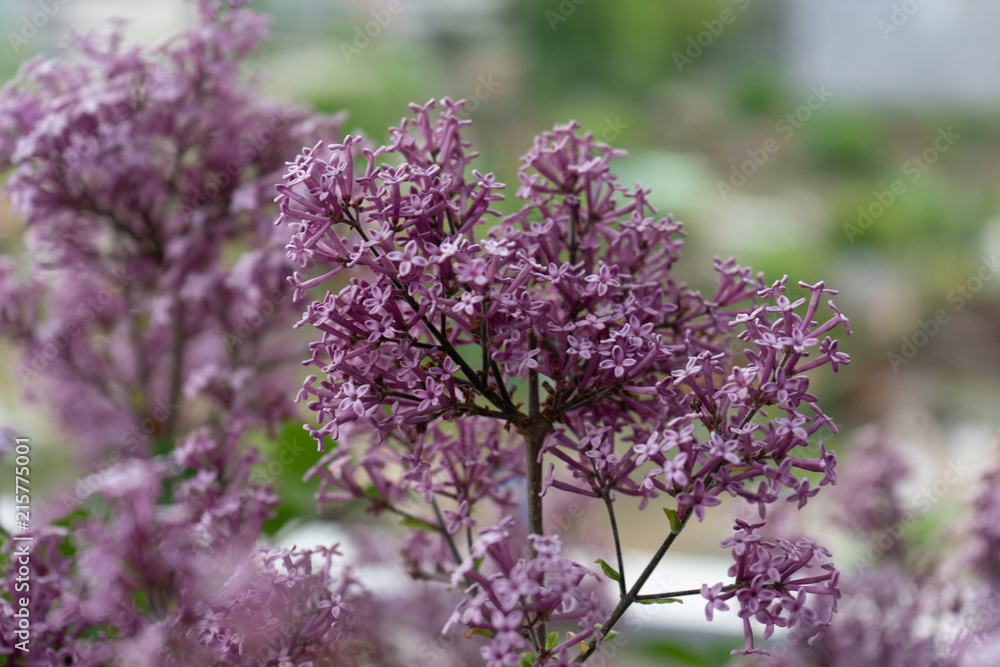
[351,214,521,419]
[568,200,580,266]
[636,583,738,602]
[602,492,628,599]
[576,353,790,662]
[431,499,464,566]
[163,296,185,439]
[575,507,695,662]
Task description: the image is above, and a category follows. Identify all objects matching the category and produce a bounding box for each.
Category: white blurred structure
[786,0,1000,105]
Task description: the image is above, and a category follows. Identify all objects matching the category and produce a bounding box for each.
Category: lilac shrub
[0,0,340,461]
[0,1,367,664]
[278,98,851,661]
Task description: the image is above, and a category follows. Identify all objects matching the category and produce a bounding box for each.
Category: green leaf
[519,652,536,667]
[663,507,681,533]
[399,516,440,532]
[594,558,621,583]
[152,436,177,458]
[546,631,560,650]
[467,627,495,639]
[638,597,683,605]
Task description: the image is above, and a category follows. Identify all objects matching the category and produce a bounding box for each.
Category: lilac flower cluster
[763,429,1000,666]
[446,518,604,667]
[280,99,851,659]
[0,2,368,665]
[702,518,839,655]
[0,424,370,665]
[0,0,340,460]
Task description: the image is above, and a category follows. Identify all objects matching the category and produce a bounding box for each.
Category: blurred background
[2,0,1000,664]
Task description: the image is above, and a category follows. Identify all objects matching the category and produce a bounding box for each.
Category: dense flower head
[445,518,604,667]
[703,518,840,655]
[283,100,850,510]
[0,0,341,459]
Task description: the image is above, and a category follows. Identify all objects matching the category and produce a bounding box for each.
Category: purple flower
[677,478,722,521]
[599,345,637,379]
[585,262,621,296]
[447,521,604,660]
[338,381,372,417]
[702,583,731,621]
[387,239,430,278]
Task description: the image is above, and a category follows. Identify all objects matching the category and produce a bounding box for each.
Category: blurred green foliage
[512,0,735,98]
[258,421,326,536]
[635,636,741,666]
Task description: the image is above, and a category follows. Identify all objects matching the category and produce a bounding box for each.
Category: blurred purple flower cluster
[0,1,371,664]
[0,0,340,461]
[759,429,1000,666]
[0,425,378,666]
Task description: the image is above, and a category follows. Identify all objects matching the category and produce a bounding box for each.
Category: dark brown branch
[602,491,628,599]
